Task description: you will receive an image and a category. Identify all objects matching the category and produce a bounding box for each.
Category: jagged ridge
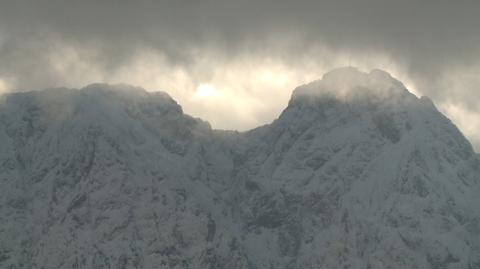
[0,68,479,269]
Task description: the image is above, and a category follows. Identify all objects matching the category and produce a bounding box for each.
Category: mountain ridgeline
[0,68,479,268]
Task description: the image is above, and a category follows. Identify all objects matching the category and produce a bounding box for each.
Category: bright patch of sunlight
[194,83,219,98]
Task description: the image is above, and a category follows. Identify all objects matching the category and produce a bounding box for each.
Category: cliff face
[1,69,479,269]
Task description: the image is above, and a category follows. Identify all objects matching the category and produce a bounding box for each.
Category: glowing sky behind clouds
[0,0,479,151]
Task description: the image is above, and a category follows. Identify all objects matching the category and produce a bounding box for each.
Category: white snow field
[0,67,479,268]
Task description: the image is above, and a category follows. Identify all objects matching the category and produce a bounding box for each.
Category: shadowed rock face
[0,69,479,269]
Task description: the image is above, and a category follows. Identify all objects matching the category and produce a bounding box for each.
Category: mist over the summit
[0,0,479,150]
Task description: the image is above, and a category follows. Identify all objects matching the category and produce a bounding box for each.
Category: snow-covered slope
[0,69,479,268]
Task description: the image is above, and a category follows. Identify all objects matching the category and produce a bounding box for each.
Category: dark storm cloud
[2,0,480,84]
[0,0,479,149]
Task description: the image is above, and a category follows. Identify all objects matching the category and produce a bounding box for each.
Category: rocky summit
[0,68,479,268]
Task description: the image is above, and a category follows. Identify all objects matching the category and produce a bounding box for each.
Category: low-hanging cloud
[0,0,479,150]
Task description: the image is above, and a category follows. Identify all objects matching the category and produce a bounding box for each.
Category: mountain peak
[82,83,147,94]
[80,83,179,108]
[321,66,394,83]
[321,66,365,80]
[292,67,411,105]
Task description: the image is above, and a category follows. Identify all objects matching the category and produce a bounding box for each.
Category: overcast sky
[0,0,479,150]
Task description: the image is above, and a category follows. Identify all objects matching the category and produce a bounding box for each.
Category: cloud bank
[0,0,479,150]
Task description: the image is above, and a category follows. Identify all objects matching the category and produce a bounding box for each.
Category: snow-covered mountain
[0,68,479,268]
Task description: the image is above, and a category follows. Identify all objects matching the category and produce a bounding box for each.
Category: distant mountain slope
[1,69,479,269]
